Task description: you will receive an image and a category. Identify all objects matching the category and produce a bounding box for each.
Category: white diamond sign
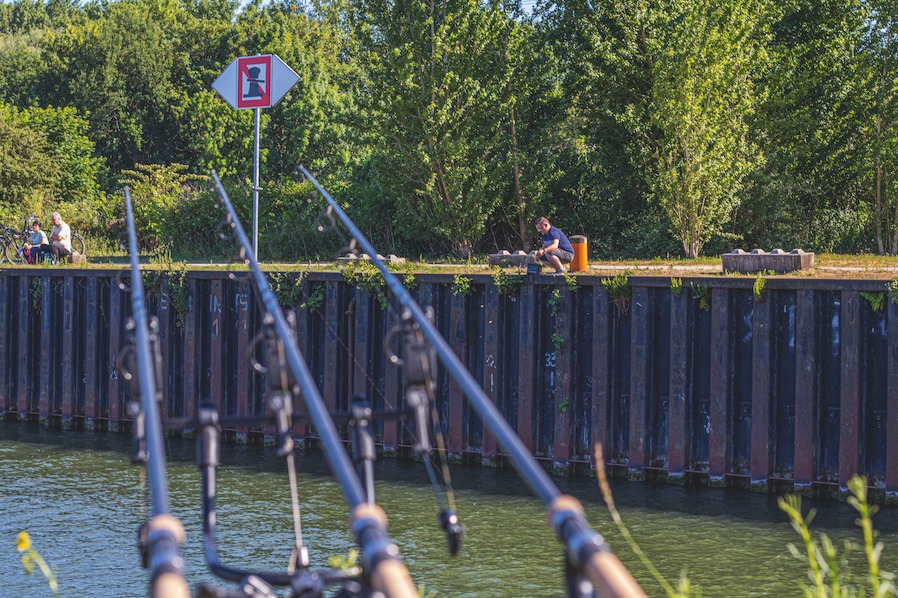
[212,54,299,110]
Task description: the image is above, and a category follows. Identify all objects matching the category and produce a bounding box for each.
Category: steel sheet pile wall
[2,269,897,495]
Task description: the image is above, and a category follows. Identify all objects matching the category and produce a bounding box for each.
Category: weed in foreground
[17,531,59,597]
[779,476,897,597]
[593,444,698,597]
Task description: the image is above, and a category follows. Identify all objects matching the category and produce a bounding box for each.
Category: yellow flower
[16,531,31,552]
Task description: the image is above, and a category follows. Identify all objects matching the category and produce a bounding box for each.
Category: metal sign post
[212,54,299,259]
[253,107,260,259]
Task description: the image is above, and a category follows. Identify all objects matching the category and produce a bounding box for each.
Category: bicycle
[4,218,87,264]
[3,219,33,264]
[0,225,21,264]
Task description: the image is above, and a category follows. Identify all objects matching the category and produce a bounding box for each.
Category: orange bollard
[569,235,588,272]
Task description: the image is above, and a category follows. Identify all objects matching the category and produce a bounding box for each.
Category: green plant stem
[779,495,826,597]
[849,477,883,597]
[594,444,682,597]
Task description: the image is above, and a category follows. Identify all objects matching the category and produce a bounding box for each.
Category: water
[1,423,896,597]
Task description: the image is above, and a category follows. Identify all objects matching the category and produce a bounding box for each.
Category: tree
[41,0,181,172]
[0,104,60,225]
[651,0,770,258]
[861,0,898,254]
[742,0,869,252]
[539,0,674,258]
[119,163,207,250]
[353,0,511,255]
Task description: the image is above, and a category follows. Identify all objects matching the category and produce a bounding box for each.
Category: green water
[1,423,896,597]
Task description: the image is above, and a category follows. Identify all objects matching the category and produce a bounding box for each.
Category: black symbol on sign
[244,66,265,99]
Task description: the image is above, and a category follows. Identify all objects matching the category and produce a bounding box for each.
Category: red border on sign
[236,55,272,109]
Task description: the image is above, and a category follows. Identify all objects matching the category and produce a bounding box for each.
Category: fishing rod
[119,187,190,598]
[299,165,646,598]
[208,170,417,598]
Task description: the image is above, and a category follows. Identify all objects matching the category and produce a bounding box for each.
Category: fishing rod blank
[210,171,417,598]
[298,165,645,598]
[122,187,190,598]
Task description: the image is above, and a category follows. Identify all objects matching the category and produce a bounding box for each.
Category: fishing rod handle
[148,514,190,598]
[153,572,190,598]
[549,496,646,598]
[351,504,418,598]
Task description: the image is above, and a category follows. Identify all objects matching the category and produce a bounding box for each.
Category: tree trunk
[510,105,526,247]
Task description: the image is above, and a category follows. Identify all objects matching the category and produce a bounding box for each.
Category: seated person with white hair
[48,211,72,262]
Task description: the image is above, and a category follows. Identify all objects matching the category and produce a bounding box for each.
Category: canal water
[2,422,896,597]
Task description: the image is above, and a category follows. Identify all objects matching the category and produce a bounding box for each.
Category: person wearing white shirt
[48,211,72,262]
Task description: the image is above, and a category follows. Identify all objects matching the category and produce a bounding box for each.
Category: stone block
[488,249,533,267]
[337,253,406,264]
[721,248,814,274]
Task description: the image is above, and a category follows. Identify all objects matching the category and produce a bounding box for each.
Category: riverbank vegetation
[595,442,898,597]
[1,0,897,262]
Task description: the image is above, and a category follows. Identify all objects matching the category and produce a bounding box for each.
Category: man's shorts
[538,248,574,264]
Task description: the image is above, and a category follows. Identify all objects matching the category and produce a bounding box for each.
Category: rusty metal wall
[2,269,897,494]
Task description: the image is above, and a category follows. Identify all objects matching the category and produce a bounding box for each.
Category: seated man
[534,216,574,275]
[28,219,50,263]
[48,211,72,263]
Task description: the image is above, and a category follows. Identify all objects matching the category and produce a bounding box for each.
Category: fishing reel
[385,308,465,557]
[117,315,164,465]
[248,311,301,458]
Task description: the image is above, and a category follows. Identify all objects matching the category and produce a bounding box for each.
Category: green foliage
[389,262,419,291]
[889,278,898,305]
[551,331,565,352]
[690,283,711,311]
[451,275,474,297]
[651,0,768,258]
[0,104,59,224]
[753,273,767,303]
[563,272,579,292]
[268,271,305,308]
[301,282,326,314]
[601,272,631,313]
[492,268,523,296]
[353,0,513,255]
[119,163,208,252]
[0,0,896,261]
[342,260,387,309]
[18,105,105,214]
[142,269,160,297]
[861,291,887,313]
[779,475,895,598]
[671,277,683,296]
[558,398,569,414]
[742,0,870,253]
[548,288,562,317]
[164,260,190,330]
[327,548,360,573]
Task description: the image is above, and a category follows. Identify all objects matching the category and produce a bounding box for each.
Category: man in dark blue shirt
[534,216,574,275]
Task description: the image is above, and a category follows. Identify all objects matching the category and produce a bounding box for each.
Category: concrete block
[721,248,814,274]
[488,249,532,267]
[337,253,406,264]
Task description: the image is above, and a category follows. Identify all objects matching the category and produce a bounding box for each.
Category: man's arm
[537,239,560,256]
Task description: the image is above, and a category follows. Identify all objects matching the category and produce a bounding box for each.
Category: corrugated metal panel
[1,269,896,495]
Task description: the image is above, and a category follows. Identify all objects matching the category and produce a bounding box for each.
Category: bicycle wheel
[5,237,28,263]
[72,232,86,256]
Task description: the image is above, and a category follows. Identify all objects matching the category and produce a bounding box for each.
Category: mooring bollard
[569,235,588,272]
